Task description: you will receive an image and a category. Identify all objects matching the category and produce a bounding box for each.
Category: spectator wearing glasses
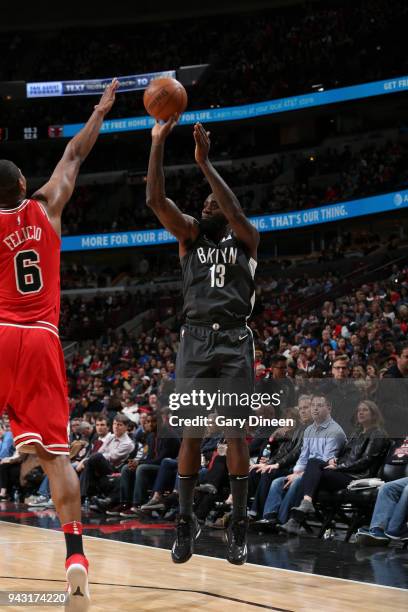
[259,354,296,418]
[322,355,362,435]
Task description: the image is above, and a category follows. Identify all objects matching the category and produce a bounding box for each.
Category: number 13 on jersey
[209,264,226,287]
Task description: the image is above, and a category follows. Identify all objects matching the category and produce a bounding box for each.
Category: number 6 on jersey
[14,249,43,294]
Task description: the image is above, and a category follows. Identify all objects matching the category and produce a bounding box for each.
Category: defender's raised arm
[33,78,119,234]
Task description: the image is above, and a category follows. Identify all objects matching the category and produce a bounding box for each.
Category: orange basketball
[143,77,188,122]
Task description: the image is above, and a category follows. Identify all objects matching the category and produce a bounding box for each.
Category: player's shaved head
[0,159,24,204]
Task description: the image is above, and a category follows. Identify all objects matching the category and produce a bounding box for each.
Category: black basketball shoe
[226,517,248,565]
[171,514,201,564]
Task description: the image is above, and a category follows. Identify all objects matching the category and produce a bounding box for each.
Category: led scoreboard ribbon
[26,70,176,98]
[60,75,408,136]
[61,189,408,252]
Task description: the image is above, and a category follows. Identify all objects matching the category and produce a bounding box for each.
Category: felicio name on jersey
[3,226,42,251]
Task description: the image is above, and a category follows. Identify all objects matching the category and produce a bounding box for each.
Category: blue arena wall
[61,189,408,252]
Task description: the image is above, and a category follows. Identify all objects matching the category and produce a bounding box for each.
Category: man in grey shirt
[260,394,346,532]
[79,414,134,500]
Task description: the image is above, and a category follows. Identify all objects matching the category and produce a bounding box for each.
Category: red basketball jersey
[0,199,61,329]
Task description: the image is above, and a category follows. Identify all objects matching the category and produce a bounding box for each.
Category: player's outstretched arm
[32,78,119,234]
[146,115,199,250]
[194,122,259,260]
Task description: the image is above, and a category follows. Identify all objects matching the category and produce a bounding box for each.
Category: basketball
[143,77,188,121]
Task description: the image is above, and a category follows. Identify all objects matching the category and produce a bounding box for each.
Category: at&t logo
[393,193,408,207]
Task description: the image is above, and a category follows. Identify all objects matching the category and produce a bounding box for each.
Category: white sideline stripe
[14,432,42,442]
[15,440,69,456]
[3,522,406,594]
[45,444,69,449]
[16,440,48,449]
[14,432,68,449]
[0,323,59,339]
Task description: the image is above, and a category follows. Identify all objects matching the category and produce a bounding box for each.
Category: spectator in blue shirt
[0,426,14,460]
[260,394,346,532]
[0,424,16,499]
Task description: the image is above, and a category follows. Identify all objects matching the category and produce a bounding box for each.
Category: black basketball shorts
[174,322,255,430]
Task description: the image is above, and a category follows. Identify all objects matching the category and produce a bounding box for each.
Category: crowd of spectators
[56,139,407,236]
[1,261,408,546]
[58,227,404,339]
[60,157,284,235]
[59,283,188,340]
[1,0,407,126]
[268,140,408,212]
[59,290,176,339]
[66,258,407,408]
[61,263,108,290]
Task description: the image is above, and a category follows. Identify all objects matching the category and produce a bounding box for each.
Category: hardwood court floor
[0,522,407,611]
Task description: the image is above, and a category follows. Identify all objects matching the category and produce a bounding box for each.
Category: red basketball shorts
[0,324,69,455]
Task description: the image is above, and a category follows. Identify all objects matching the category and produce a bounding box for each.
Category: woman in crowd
[286,400,388,530]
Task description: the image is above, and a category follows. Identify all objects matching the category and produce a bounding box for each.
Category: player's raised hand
[194,122,211,164]
[151,114,180,143]
[94,78,120,115]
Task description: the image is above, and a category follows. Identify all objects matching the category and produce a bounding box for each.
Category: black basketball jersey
[180,230,256,325]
